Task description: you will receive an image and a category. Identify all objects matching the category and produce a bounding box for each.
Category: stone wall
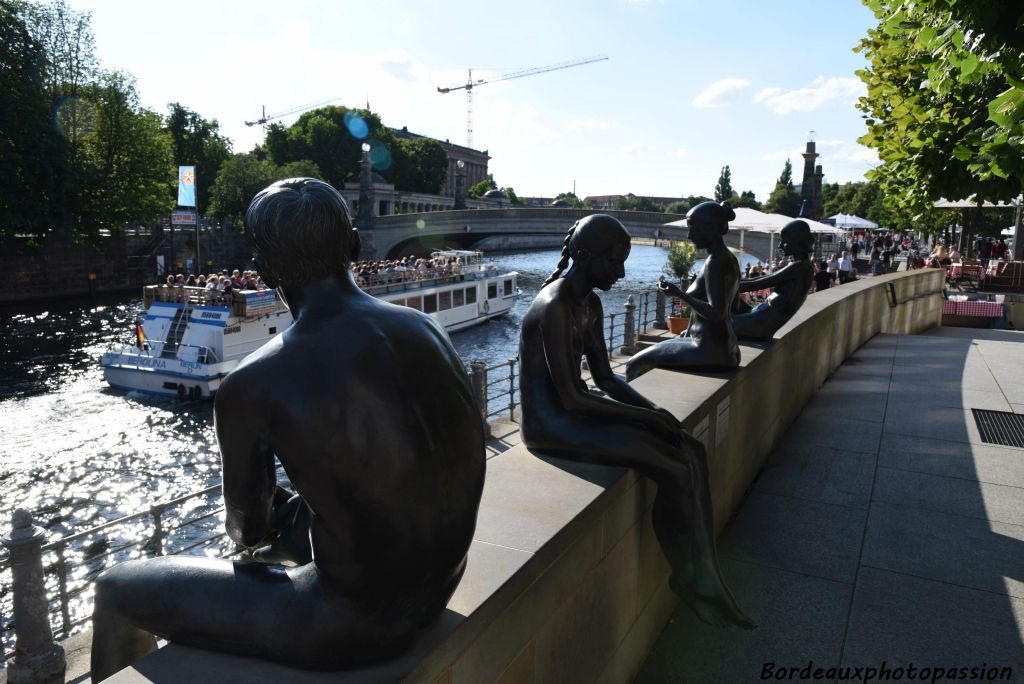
[0,231,253,305]
[108,269,944,683]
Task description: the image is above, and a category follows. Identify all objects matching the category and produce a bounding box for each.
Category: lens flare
[52,96,98,141]
[343,111,369,139]
[416,219,426,229]
[367,140,392,171]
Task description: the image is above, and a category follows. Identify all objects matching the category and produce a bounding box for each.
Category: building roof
[391,127,491,159]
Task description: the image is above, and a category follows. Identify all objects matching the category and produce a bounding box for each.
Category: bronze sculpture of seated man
[90,178,485,678]
[518,214,754,630]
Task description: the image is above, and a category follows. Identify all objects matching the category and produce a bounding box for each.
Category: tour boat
[100,250,519,398]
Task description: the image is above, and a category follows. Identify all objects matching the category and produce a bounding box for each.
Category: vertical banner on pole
[177,166,196,207]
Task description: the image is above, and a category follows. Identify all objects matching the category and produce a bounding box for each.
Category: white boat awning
[829,213,878,229]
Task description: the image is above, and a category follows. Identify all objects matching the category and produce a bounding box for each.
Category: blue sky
[68,0,878,201]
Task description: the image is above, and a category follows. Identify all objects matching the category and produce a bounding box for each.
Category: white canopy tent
[662,208,845,257]
[829,213,878,230]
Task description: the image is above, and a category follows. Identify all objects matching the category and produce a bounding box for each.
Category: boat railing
[0,289,667,661]
[142,285,287,319]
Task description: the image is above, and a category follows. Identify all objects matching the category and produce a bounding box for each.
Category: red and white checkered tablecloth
[956,300,1004,317]
[943,300,1004,317]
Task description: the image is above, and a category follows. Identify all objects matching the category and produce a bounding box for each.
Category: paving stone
[718,490,867,584]
[754,442,876,509]
[882,405,983,445]
[885,386,1011,411]
[841,566,1024,674]
[873,466,1024,527]
[635,560,852,684]
[861,501,1024,599]
[876,432,1024,489]
[776,407,884,455]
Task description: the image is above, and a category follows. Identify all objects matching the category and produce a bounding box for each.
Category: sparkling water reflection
[0,244,758,637]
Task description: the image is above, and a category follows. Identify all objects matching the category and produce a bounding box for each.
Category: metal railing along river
[0,289,667,666]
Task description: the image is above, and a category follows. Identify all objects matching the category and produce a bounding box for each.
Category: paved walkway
[637,328,1024,683]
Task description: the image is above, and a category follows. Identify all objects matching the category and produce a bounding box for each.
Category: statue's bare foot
[669,570,757,630]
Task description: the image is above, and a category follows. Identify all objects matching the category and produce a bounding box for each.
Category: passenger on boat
[91,177,486,676]
[518,213,754,630]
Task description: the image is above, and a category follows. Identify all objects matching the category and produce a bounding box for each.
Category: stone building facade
[391,127,490,197]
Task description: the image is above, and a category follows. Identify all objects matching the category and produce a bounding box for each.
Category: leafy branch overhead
[856,0,1024,216]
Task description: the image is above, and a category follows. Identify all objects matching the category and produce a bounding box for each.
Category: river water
[0,244,758,634]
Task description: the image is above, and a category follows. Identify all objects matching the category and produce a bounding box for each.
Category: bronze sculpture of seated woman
[626,201,741,380]
[731,219,815,341]
[518,213,754,630]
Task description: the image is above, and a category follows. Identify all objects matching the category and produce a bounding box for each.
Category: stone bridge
[363,208,776,261]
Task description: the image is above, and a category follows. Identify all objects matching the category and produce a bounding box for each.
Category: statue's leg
[90,555,412,678]
[528,422,754,629]
[625,338,694,381]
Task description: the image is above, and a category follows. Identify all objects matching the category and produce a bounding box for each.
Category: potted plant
[663,241,696,334]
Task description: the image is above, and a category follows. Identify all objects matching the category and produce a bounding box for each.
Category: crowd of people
[352,255,464,288]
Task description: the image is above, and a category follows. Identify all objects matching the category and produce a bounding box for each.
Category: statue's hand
[659,280,685,299]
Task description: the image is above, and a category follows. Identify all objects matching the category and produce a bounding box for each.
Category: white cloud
[564,118,617,132]
[692,78,750,108]
[752,76,866,114]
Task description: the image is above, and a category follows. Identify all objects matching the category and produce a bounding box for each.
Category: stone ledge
[108,269,944,683]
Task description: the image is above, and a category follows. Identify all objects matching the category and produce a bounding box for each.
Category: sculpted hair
[687,201,736,235]
[780,220,814,259]
[245,178,354,288]
[542,214,630,287]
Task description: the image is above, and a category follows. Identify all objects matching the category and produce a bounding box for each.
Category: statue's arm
[536,298,676,435]
[676,258,729,322]
[583,297,659,411]
[737,264,794,292]
[215,375,277,548]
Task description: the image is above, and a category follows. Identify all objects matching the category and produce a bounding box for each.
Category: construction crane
[437,55,608,148]
[244,97,344,134]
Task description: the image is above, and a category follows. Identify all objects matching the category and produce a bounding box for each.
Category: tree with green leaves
[764,160,801,217]
[468,174,497,199]
[76,71,174,237]
[0,0,75,241]
[501,186,525,206]
[714,166,734,202]
[208,154,324,226]
[615,195,665,213]
[731,190,760,210]
[165,103,232,214]
[389,136,447,194]
[856,0,1024,220]
[554,192,583,207]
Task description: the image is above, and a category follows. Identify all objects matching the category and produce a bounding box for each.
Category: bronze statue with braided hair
[90,178,486,677]
[626,201,742,380]
[731,219,815,341]
[519,214,755,630]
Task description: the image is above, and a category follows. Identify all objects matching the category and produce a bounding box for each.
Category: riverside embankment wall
[108,268,944,683]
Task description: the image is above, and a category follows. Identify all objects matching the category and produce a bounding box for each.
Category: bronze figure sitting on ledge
[732,219,816,341]
[90,178,486,678]
[626,201,742,380]
[518,214,755,630]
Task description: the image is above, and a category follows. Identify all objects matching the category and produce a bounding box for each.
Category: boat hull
[101,348,234,399]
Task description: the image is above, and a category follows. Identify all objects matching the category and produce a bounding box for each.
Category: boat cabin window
[406,296,422,311]
[424,293,438,314]
[487,283,497,299]
[503,279,513,296]
[439,291,452,311]
[465,287,477,304]
[453,289,465,307]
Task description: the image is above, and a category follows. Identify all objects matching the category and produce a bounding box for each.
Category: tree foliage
[554,192,583,207]
[468,174,497,198]
[731,190,761,210]
[165,103,232,213]
[0,0,75,241]
[856,0,1024,216]
[714,165,734,202]
[664,241,697,280]
[764,160,802,217]
[208,153,324,225]
[615,195,665,212]
[265,106,447,194]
